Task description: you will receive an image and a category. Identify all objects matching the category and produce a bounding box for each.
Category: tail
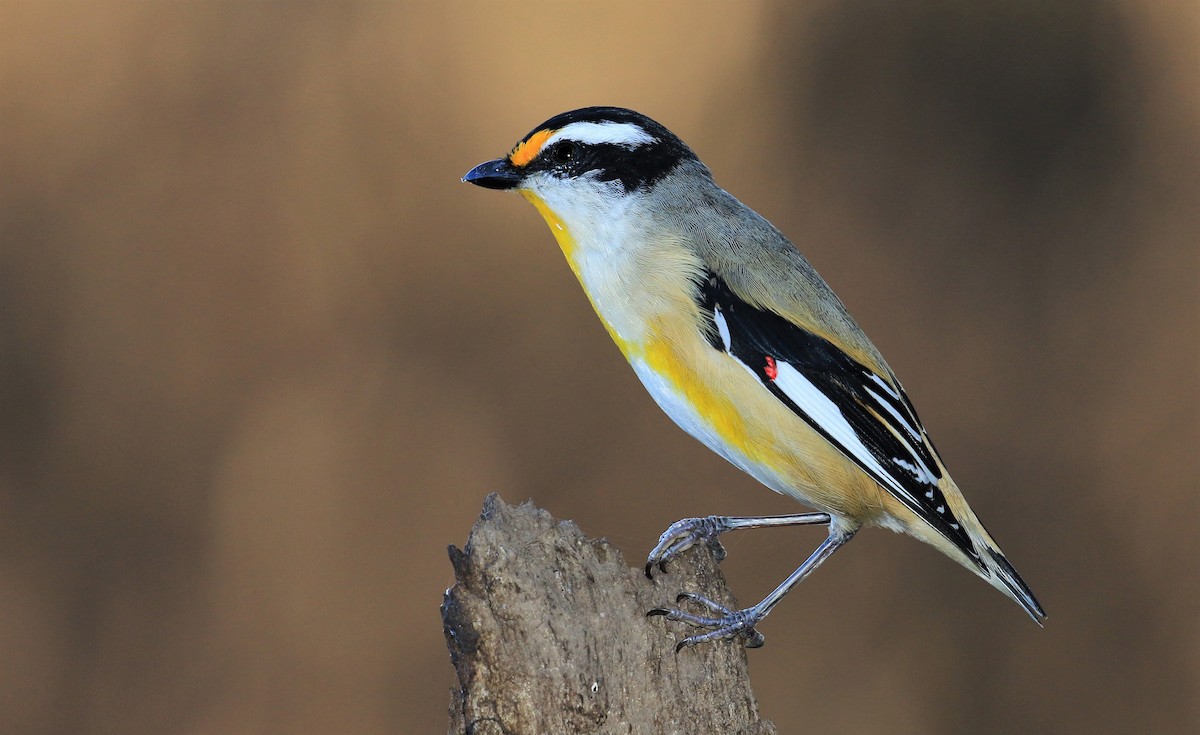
[984,547,1047,625]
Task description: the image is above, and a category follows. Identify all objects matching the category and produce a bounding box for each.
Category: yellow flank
[641,318,902,528]
[641,332,753,455]
[510,129,554,167]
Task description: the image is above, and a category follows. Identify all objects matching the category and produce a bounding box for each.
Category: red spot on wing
[764,355,778,381]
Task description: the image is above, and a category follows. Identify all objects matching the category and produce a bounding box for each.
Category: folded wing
[697,269,983,568]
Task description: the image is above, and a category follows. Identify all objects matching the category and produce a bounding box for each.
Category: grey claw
[651,598,768,650]
[645,516,731,580]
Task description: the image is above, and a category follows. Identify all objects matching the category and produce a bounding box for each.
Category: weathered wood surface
[443,494,777,734]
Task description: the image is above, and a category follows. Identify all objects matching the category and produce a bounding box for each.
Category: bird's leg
[648,524,856,651]
[644,512,831,578]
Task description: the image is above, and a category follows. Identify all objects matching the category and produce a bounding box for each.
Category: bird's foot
[647,592,766,651]
[644,516,732,578]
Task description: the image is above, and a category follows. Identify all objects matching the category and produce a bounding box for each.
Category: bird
[463,106,1045,650]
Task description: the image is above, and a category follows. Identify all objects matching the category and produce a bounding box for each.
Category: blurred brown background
[2,2,1197,733]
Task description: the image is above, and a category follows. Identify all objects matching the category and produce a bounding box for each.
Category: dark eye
[551,141,576,163]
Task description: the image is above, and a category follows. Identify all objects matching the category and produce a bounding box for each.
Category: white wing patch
[772,362,900,494]
[724,345,941,510]
[547,121,656,149]
[713,306,732,350]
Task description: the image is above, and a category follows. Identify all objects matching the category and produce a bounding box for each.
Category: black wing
[697,269,982,566]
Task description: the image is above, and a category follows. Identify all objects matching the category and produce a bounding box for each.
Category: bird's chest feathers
[522,189,696,352]
[522,188,789,487]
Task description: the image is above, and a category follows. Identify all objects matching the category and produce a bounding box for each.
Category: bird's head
[463,108,701,243]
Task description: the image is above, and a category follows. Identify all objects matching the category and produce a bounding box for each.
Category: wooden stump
[443,494,777,734]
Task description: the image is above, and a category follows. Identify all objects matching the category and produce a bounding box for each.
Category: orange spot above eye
[509,128,554,167]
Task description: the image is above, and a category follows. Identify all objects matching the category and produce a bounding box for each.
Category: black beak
[462,158,522,190]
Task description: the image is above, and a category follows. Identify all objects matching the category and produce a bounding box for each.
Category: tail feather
[987,548,1046,625]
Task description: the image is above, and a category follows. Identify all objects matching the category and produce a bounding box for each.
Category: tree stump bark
[442,494,777,734]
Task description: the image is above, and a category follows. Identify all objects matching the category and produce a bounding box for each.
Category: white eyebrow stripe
[546,121,656,148]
